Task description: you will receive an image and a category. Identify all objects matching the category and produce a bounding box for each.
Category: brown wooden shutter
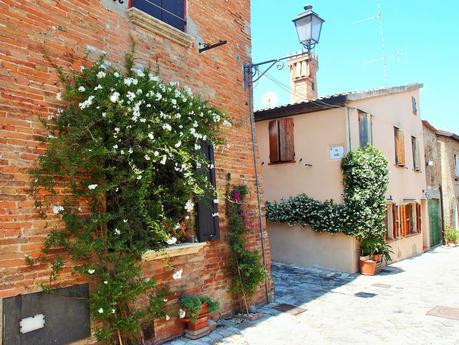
[268,120,280,163]
[359,112,369,147]
[393,204,399,238]
[416,203,422,233]
[197,142,220,241]
[395,128,406,166]
[279,118,295,162]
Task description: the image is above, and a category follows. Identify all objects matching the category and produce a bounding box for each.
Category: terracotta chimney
[287,53,318,103]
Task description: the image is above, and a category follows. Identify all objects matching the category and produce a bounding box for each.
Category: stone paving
[166,246,459,345]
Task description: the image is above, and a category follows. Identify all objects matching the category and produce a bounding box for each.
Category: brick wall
[0,0,272,343]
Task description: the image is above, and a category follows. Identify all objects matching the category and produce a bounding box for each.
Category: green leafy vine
[30,53,230,344]
[265,146,389,240]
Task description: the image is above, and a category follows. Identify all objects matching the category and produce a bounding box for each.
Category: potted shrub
[359,237,380,275]
[445,226,458,246]
[179,295,219,331]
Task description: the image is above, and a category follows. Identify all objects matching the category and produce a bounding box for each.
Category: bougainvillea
[265,146,388,240]
[226,175,266,313]
[30,53,230,344]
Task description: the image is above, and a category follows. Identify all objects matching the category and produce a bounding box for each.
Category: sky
[251,0,459,134]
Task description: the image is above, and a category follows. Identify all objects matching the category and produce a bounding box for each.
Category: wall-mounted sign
[20,314,45,334]
[329,146,345,160]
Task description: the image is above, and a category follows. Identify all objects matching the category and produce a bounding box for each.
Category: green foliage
[179,295,219,323]
[226,175,266,313]
[445,226,458,243]
[30,54,230,344]
[265,146,389,240]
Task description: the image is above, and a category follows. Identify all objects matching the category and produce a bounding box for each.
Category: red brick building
[0,1,272,343]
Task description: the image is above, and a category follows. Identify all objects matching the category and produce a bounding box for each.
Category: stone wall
[0,1,272,343]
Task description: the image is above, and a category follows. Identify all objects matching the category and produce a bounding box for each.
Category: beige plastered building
[255,54,429,273]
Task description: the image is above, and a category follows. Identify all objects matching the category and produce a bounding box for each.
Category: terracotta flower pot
[359,258,377,276]
[184,304,209,331]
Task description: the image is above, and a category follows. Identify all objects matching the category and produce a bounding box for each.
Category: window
[131,0,186,31]
[269,118,295,163]
[394,127,405,166]
[411,96,417,115]
[358,111,372,147]
[454,154,459,177]
[197,142,219,241]
[400,203,422,236]
[411,136,421,171]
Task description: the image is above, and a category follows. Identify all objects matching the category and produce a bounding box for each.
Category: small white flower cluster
[79,96,95,110]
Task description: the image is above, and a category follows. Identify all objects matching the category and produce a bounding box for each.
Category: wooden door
[428,199,442,246]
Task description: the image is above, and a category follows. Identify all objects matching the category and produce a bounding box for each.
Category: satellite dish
[262,91,279,108]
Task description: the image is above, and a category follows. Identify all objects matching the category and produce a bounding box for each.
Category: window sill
[128,8,194,48]
[385,232,421,243]
[268,160,296,165]
[142,242,206,261]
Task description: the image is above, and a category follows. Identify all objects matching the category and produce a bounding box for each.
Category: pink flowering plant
[30,53,230,344]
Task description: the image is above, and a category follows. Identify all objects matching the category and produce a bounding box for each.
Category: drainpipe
[245,65,270,304]
[439,184,446,244]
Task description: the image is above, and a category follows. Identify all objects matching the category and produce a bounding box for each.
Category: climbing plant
[226,175,266,314]
[265,146,389,240]
[30,53,230,344]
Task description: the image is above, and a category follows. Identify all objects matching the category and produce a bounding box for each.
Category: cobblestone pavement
[167,246,459,345]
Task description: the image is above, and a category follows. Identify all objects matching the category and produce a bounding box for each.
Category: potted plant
[179,295,219,331]
[445,226,458,246]
[359,237,380,275]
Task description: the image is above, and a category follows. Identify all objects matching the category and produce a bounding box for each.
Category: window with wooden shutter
[393,204,400,238]
[358,111,372,147]
[197,142,219,241]
[385,203,394,240]
[394,127,405,166]
[131,0,186,32]
[454,154,459,177]
[268,118,295,163]
[411,136,421,171]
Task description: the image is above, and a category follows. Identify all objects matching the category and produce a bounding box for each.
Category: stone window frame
[128,2,194,48]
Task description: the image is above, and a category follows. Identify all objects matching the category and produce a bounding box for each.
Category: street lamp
[293,5,325,53]
[243,4,325,304]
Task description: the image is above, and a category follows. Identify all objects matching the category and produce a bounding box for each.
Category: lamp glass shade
[293,6,324,49]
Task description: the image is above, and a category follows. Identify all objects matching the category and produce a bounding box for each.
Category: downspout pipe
[245,63,270,304]
[439,184,446,244]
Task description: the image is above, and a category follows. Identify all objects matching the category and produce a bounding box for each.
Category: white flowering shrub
[31,54,230,344]
[266,146,388,240]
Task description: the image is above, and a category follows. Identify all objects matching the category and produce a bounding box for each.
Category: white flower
[175,141,182,148]
[112,309,116,314]
[166,237,177,245]
[212,212,219,217]
[88,184,98,190]
[79,96,94,110]
[78,86,85,92]
[153,151,159,157]
[144,155,150,161]
[97,71,106,79]
[223,120,232,127]
[114,228,121,235]
[102,112,107,118]
[128,148,133,154]
[175,223,181,230]
[171,99,177,105]
[148,133,154,140]
[178,309,186,319]
[166,315,171,321]
[114,72,120,78]
[185,200,194,213]
[173,268,183,280]
[103,281,108,285]
[213,199,219,204]
[110,92,120,103]
[160,155,167,165]
[113,144,118,149]
[195,143,201,150]
[94,84,103,91]
[52,205,64,214]
[156,93,162,101]
[98,308,104,314]
[148,73,160,81]
[114,128,120,133]
[88,269,95,274]
[80,66,85,72]
[184,86,192,95]
[123,219,128,223]
[137,175,142,180]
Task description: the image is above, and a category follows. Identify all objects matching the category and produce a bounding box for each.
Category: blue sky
[251,0,459,134]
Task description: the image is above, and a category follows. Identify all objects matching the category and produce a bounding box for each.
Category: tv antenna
[353,0,405,85]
